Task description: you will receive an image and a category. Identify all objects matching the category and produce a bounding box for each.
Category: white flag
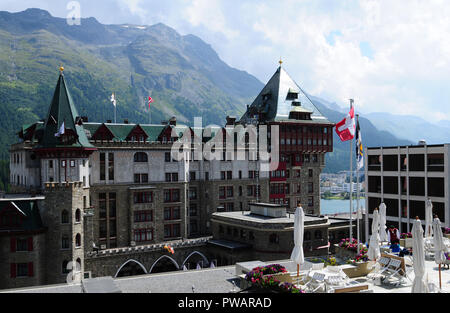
[54,121,65,137]
[111,93,116,107]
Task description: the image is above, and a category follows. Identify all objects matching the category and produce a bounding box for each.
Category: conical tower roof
[35,70,94,150]
[239,66,331,124]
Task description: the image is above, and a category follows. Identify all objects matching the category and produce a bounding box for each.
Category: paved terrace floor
[2,257,448,293]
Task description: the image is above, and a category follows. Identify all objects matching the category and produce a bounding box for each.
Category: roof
[35,73,94,150]
[0,200,44,233]
[239,66,332,125]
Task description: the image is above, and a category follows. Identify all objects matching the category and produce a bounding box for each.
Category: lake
[320,198,365,216]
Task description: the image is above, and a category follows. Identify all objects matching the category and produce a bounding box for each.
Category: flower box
[334,244,357,259]
[342,262,372,278]
[400,238,413,248]
[263,272,293,284]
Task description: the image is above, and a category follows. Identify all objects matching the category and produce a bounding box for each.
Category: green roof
[36,73,94,150]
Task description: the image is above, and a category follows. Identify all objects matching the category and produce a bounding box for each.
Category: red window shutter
[10,263,16,278]
[28,262,34,277]
[10,237,16,253]
[28,237,33,251]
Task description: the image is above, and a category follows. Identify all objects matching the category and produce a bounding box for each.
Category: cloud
[1,0,450,122]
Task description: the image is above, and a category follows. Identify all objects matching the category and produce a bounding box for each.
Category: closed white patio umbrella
[425,200,434,238]
[432,217,448,289]
[291,205,305,277]
[368,209,381,261]
[378,203,388,243]
[411,218,429,293]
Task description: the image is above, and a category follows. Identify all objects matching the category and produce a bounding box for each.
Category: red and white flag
[148,96,154,109]
[335,105,356,141]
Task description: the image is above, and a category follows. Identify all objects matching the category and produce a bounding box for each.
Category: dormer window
[287,92,298,100]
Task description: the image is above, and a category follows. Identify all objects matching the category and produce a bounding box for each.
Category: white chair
[303,272,326,293]
[381,259,407,286]
[311,262,325,271]
[367,257,390,279]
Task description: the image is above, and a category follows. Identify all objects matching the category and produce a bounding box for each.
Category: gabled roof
[35,72,94,150]
[0,200,44,232]
[239,66,332,125]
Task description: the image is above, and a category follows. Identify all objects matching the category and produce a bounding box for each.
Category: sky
[1,0,450,124]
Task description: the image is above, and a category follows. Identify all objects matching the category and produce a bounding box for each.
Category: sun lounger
[381,258,408,286]
[303,272,326,293]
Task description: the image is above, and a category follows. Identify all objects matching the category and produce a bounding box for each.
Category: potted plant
[343,247,371,278]
[444,228,450,240]
[335,238,359,259]
[245,264,305,293]
[400,233,413,248]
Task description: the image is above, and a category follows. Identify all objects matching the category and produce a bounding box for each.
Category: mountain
[0,8,416,179]
[0,8,263,160]
[364,112,450,145]
[309,97,413,173]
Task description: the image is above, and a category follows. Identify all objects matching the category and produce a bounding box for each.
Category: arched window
[75,233,81,247]
[62,260,70,274]
[134,152,148,163]
[269,233,279,244]
[75,209,81,223]
[304,231,311,241]
[314,230,322,240]
[61,210,69,224]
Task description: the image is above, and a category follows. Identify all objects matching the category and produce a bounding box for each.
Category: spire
[35,68,94,150]
[239,65,330,124]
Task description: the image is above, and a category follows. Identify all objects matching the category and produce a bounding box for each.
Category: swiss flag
[148,96,154,109]
[335,106,356,141]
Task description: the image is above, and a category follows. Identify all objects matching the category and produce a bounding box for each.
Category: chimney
[226,116,236,126]
[123,119,129,124]
[169,116,177,126]
[106,120,112,123]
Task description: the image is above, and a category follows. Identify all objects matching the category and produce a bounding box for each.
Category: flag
[110,93,116,107]
[335,105,356,141]
[54,121,65,137]
[148,96,154,109]
[355,118,364,170]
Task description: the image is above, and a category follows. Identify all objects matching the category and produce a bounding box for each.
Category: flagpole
[114,92,117,124]
[349,99,354,240]
[356,114,361,250]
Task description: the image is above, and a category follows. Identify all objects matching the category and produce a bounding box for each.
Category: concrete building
[364,143,450,240]
[3,64,334,289]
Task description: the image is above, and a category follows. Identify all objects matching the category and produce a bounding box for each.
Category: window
[189,203,198,217]
[312,154,318,163]
[134,173,148,183]
[99,221,107,239]
[61,235,70,249]
[109,221,117,238]
[189,188,197,200]
[109,192,116,218]
[134,210,153,222]
[226,186,233,198]
[189,221,198,235]
[134,152,148,162]
[189,171,196,181]
[308,182,314,193]
[75,234,81,247]
[61,210,69,224]
[205,172,209,181]
[17,263,30,277]
[164,207,180,220]
[164,224,181,238]
[61,160,66,168]
[49,160,53,169]
[134,192,153,204]
[220,171,226,180]
[305,231,311,241]
[70,160,75,167]
[314,230,322,240]
[164,189,180,203]
[165,152,171,162]
[304,154,310,163]
[62,260,70,274]
[227,171,232,180]
[16,238,29,252]
[308,196,314,207]
[100,153,105,180]
[108,153,114,180]
[269,233,279,244]
[134,228,154,242]
[75,209,81,223]
[99,193,107,219]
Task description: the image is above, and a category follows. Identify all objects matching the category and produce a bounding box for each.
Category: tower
[33,68,97,284]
